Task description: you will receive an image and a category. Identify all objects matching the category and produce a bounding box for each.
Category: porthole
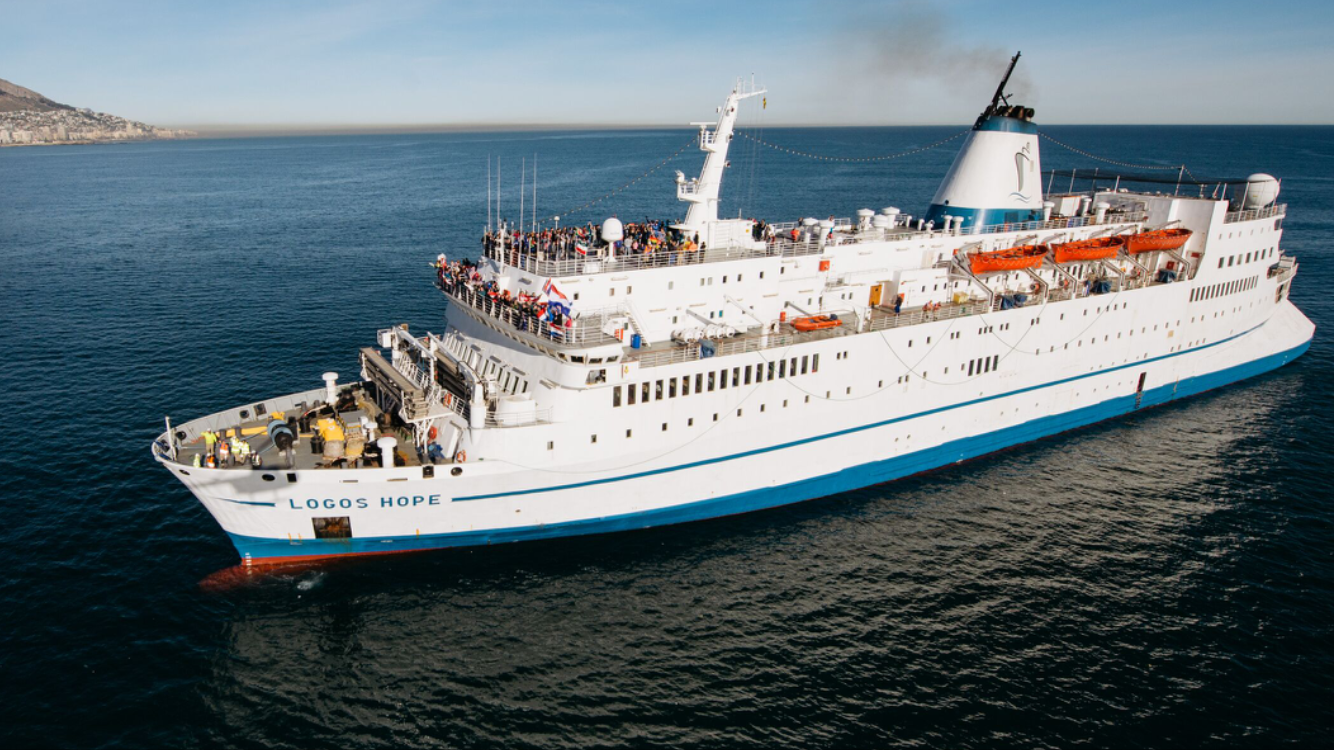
[261,474,276,482]
[451,467,463,477]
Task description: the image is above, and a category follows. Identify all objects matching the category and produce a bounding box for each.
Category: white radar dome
[857,208,875,218]
[1237,173,1280,210]
[601,217,624,243]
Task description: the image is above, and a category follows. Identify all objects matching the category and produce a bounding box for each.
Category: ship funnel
[925,52,1043,233]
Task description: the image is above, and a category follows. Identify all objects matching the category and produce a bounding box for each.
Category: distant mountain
[0,78,72,113]
[0,77,192,146]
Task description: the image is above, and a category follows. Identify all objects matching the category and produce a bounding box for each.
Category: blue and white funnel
[924,53,1042,233]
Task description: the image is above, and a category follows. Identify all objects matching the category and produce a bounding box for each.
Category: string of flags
[554,138,697,220]
[733,129,969,163]
[1038,131,1190,173]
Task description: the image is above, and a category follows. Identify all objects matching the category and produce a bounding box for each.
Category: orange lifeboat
[791,315,843,332]
[1051,236,1124,264]
[1124,228,1192,254]
[969,244,1048,275]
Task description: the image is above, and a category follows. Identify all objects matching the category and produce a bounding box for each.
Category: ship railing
[484,407,553,428]
[1224,203,1286,224]
[866,299,991,332]
[483,240,824,278]
[629,316,858,368]
[445,285,622,347]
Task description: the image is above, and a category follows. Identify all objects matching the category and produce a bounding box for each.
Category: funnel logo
[1011,143,1033,201]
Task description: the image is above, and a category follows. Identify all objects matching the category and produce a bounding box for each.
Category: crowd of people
[482,219,710,265]
[433,254,576,339]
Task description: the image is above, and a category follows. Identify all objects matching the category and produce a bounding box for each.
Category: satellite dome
[601,217,624,242]
[857,208,875,218]
[802,217,819,227]
[881,207,900,216]
[1237,173,1280,210]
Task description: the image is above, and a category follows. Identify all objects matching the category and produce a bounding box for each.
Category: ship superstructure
[153,61,1313,565]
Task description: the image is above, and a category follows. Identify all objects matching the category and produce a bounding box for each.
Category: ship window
[1228,256,1235,267]
[812,354,819,373]
[261,473,276,482]
[718,369,728,389]
[732,368,740,387]
[695,373,703,393]
[779,360,787,378]
[591,434,597,443]
[572,355,585,364]
[641,382,651,402]
[708,372,716,391]
[655,380,664,400]
[767,362,776,380]
[688,418,694,426]
[607,355,619,363]
[627,385,637,405]
[662,423,668,431]
[801,356,809,374]
[627,286,633,294]
[627,429,632,438]
[992,355,999,370]
[744,365,753,385]
[669,378,678,398]
[589,357,603,364]
[312,517,352,540]
[254,403,266,414]
[683,375,692,396]
[968,360,974,376]
[668,281,674,290]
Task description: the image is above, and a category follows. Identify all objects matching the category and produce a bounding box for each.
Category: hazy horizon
[5,0,1334,129]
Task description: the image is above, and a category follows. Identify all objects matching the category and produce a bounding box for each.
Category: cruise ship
[153,59,1314,565]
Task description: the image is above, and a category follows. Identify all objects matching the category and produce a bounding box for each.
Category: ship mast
[677,78,766,234]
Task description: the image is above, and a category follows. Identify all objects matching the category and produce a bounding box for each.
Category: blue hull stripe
[455,321,1265,502]
[228,338,1310,562]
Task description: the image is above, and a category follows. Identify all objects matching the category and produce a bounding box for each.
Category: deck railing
[444,285,622,347]
[1225,203,1286,224]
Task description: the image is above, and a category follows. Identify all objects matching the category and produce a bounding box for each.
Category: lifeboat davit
[791,315,842,332]
[969,245,1048,275]
[1124,228,1192,254]
[1051,236,1125,264]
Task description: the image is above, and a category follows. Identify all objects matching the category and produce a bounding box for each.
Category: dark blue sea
[2,124,1332,748]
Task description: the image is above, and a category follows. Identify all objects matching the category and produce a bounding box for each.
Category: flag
[575,243,589,256]
[543,278,569,302]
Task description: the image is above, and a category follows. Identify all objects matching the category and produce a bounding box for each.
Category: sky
[3,0,1334,129]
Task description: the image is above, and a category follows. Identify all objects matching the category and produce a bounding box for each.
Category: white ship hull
[158,295,1312,565]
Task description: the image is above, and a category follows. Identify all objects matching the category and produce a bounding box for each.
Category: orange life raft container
[969,244,1048,275]
[791,315,843,332]
[1124,228,1192,254]
[1051,236,1124,264]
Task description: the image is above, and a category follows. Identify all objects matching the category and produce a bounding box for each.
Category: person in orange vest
[218,439,231,467]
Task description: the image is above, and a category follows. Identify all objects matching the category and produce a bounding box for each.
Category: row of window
[966,355,1001,377]
[1217,247,1275,269]
[612,354,821,407]
[1191,275,1258,303]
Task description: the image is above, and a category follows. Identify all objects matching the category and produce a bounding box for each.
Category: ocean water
[1,124,1332,748]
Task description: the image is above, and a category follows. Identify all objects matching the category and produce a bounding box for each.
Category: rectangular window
[779,359,787,378]
[790,358,797,376]
[732,367,740,387]
[801,356,809,375]
[812,354,819,373]
[613,386,622,407]
[669,378,678,398]
[641,382,650,403]
[767,362,776,381]
[682,375,692,396]
[695,373,703,393]
[708,372,716,391]
[313,517,352,539]
[655,380,664,400]
[627,384,637,405]
[718,369,728,390]
[968,360,975,377]
[992,355,999,371]
[744,365,753,385]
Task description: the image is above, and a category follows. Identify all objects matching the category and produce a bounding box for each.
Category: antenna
[989,51,1021,109]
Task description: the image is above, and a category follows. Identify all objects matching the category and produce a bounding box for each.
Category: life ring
[456,450,467,463]
[443,392,453,407]
[428,426,438,441]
